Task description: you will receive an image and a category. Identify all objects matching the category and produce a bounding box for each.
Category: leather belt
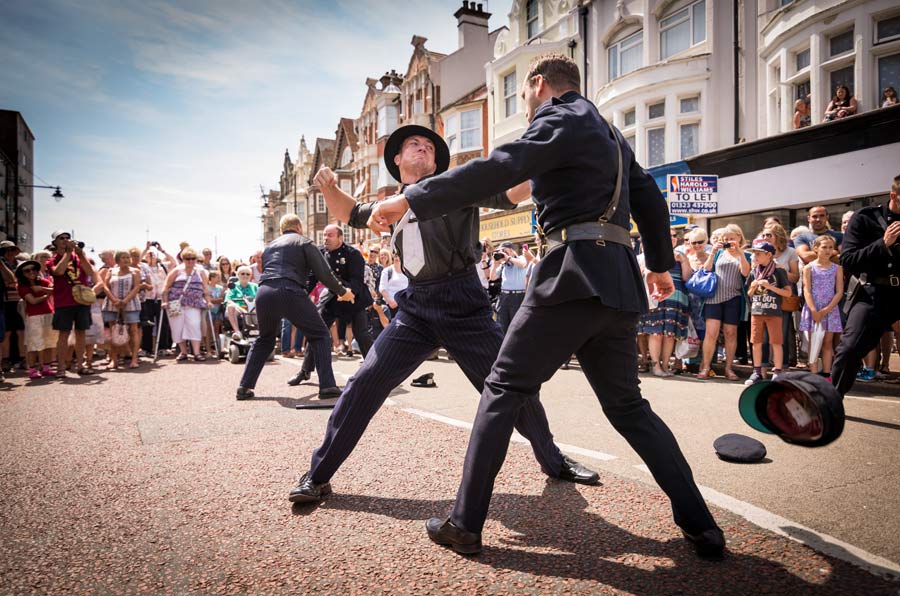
[501,289,525,295]
[545,221,632,252]
[871,274,900,287]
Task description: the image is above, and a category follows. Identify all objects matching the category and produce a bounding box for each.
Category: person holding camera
[48,230,96,377]
[697,224,751,380]
[490,241,528,334]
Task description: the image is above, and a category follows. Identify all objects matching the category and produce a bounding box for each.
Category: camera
[492,251,506,261]
[151,241,160,248]
[722,242,733,249]
[76,241,85,249]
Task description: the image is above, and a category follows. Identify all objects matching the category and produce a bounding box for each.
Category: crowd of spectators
[792,84,898,131]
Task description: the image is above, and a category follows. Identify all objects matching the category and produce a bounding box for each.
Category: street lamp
[20,184,64,202]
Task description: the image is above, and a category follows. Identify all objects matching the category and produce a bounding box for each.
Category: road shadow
[293,481,897,594]
[845,415,900,432]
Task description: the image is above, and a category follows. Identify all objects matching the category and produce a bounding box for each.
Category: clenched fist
[314,166,338,189]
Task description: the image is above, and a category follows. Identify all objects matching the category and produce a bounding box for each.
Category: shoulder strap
[598,120,624,224]
[874,207,888,231]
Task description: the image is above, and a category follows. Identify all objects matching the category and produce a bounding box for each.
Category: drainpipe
[580,4,589,97]
[733,0,740,144]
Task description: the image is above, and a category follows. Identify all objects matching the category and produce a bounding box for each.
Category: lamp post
[13,183,63,250]
[20,183,64,201]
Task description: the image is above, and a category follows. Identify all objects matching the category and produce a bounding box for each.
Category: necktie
[391,209,425,276]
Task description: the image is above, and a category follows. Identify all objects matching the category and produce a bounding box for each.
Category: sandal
[78,367,97,375]
[696,369,712,379]
[129,361,139,369]
[724,370,739,381]
[55,368,67,379]
[175,354,188,362]
[194,354,207,362]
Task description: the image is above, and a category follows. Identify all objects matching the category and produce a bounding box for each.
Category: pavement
[1,352,900,595]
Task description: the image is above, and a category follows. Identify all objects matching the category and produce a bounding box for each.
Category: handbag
[72,284,97,305]
[167,272,195,317]
[685,250,722,298]
[110,313,130,347]
[781,293,801,312]
[674,318,701,360]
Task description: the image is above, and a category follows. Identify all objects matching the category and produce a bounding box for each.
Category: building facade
[0,110,35,251]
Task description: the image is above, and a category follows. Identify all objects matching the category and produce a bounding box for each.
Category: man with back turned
[369,54,725,560]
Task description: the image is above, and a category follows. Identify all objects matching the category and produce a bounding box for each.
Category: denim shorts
[102,310,141,324]
[704,295,743,326]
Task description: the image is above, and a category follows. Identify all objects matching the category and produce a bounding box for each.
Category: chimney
[454,0,491,49]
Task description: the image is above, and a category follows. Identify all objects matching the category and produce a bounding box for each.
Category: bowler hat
[384,125,450,184]
[738,371,844,447]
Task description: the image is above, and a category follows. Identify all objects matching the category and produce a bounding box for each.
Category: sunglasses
[238,273,251,276]
[690,241,705,245]
[183,257,197,261]
[760,233,774,237]
[21,268,37,273]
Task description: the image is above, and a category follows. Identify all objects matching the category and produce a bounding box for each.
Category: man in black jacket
[832,175,900,396]
[370,54,723,559]
[235,215,354,400]
[287,124,599,504]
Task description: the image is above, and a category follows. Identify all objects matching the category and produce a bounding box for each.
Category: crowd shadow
[292,481,895,594]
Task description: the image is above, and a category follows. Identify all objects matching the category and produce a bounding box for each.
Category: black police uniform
[404,91,719,537]
[304,181,570,485]
[300,242,373,374]
[238,230,348,391]
[831,203,900,396]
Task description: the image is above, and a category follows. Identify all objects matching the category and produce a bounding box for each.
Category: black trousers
[496,291,525,334]
[308,269,565,484]
[301,306,373,374]
[239,280,336,390]
[449,298,717,535]
[832,286,900,396]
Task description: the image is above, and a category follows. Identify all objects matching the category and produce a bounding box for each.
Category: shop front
[479,205,535,246]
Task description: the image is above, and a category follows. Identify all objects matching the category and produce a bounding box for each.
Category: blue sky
[1,0,512,260]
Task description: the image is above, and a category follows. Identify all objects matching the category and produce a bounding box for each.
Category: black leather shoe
[235,387,254,400]
[426,517,482,555]
[287,369,311,386]
[318,386,343,399]
[288,472,332,504]
[558,455,601,485]
[682,527,726,560]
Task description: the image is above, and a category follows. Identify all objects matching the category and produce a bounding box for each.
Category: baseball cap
[748,240,776,254]
[738,372,844,447]
[498,241,514,249]
[51,230,71,241]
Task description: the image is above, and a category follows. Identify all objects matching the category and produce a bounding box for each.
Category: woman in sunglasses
[16,259,57,378]
[161,247,210,361]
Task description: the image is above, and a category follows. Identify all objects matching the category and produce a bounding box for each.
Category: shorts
[102,310,141,324]
[750,315,783,344]
[25,313,59,352]
[52,305,93,332]
[210,308,225,322]
[704,295,743,326]
[3,301,24,331]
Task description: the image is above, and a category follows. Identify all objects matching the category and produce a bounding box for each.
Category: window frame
[875,13,900,45]
[659,0,706,61]
[503,71,518,119]
[647,100,666,120]
[679,121,700,160]
[646,126,666,167]
[458,108,482,153]
[525,0,539,39]
[608,30,644,81]
[828,28,855,58]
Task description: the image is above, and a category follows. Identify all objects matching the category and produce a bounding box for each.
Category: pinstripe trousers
[308,269,565,483]
[239,280,336,390]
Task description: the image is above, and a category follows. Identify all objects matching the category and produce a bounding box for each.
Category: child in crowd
[17,260,57,378]
[207,271,224,354]
[745,240,792,385]
[799,235,844,377]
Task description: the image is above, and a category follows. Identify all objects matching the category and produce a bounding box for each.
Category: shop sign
[480,209,534,241]
[668,175,718,215]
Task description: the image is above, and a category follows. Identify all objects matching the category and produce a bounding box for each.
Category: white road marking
[845,395,900,405]
[400,401,899,580]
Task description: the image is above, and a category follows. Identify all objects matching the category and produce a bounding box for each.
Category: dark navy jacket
[840,203,900,279]
[259,230,347,295]
[312,242,373,316]
[405,91,674,312]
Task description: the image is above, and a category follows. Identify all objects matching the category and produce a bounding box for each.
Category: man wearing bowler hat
[288,123,599,503]
[369,54,724,558]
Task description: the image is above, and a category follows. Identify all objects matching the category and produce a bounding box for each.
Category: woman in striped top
[698,224,751,380]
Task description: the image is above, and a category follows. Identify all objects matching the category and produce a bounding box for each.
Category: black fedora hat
[738,371,844,447]
[384,125,450,184]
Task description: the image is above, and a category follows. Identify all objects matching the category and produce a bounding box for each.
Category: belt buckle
[891,275,899,287]
[595,237,606,247]
[561,227,567,243]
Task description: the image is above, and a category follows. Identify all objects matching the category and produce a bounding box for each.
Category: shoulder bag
[110,312,130,347]
[167,273,193,317]
[685,250,721,298]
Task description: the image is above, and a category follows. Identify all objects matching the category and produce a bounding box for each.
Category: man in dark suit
[235,215,354,400]
[290,225,373,384]
[287,124,599,504]
[831,175,900,395]
[370,54,724,559]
